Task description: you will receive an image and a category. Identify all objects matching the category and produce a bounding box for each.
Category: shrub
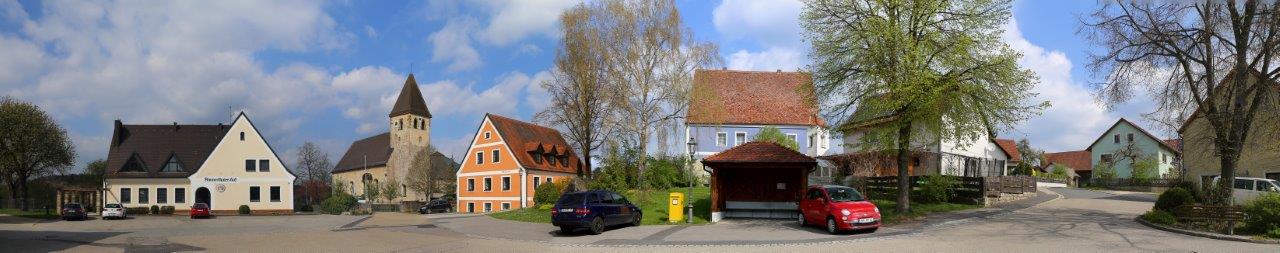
[1169,181,1203,203]
[1243,194,1280,234]
[918,175,959,203]
[1141,210,1177,225]
[1132,157,1159,183]
[125,207,150,215]
[1268,228,1280,239]
[299,204,314,212]
[642,155,690,189]
[1154,188,1195,213]
[161,206,175,214]
[321,193,358,215]
[535,181,563,206]
[238,205,251,215]
[149,205,160,214]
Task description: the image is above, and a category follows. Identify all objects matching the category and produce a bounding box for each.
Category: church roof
[389,74,432,118]
[332,132,393,173]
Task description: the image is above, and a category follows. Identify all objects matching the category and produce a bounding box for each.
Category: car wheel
[631,213,642,227]
[826,217,839,234]
[798,213,807,227]
[588,217,604,235]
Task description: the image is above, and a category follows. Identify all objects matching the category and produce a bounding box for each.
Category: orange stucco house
[455,114,582,213]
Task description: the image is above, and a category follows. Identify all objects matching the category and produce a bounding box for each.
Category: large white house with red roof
[685,69,833,164]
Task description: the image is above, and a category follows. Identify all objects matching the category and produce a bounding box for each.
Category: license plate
[559,209,574,213]
[856,218,876,223]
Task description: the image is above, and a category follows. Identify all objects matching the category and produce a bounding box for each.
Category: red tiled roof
[687,69,826,127]
[1043,150,1091,172]
[486,114,581,174]
[995,139,1021,162]
[1163,139,1182,150]
[703,141,816,164]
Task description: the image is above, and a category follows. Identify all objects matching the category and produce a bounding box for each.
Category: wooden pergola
[55,186,103,212]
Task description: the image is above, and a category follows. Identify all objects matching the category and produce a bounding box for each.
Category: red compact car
[799,185,881,234]
[190,203,211,219]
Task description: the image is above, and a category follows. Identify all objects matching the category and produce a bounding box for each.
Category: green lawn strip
[489,187,712,225]
[0,208,60,219]
[870,199,979,225]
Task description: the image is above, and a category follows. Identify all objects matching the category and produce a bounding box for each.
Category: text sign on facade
[204,177,238,183]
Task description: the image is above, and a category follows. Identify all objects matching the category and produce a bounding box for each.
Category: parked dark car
[190,203,211,219]
[419,199,453,214]
[551,190,642,235]
[61,203,88,221]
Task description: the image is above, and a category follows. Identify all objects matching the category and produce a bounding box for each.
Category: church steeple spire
[389,74,431,118]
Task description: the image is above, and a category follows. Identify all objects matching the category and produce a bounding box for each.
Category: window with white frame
[476,151,484,164]
[787,134,798,146]
[484,177,492,191]
[716,132,727,146]
[808,135,814,147]
[735,132,746,146]
[483,202,492,212]
[467,178,475,191]
[492,149,501,163]
[502,176,511,191]
[501,202,511,210]
[533,176,541,188]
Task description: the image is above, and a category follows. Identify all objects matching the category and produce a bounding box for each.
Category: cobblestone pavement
[2,188,1275,252]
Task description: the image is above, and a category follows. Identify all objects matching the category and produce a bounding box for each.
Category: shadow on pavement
[2,230,205,252]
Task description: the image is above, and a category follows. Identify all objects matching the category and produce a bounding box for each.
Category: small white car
[102,203,127,220]
[1212,176,1280,205]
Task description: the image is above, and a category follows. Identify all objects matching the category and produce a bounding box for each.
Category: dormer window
[121,153,147,172]
[532,152,543,163]
[160,154,184,172]
[547,154,557,166]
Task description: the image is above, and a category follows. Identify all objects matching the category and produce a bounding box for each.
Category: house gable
[456,115,525,176]
[1086,118,1177,153]
[188,112,296,181]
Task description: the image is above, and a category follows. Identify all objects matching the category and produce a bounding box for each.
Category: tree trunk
[637,131,649,188]
[896,122,912,214]
[18,177,29,211]
[1217,147,1239,205]
[5,178,17,209]
[581,148,592,178]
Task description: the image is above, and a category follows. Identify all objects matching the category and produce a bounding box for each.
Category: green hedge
[160,206,175,214]
[1154,188,1194,213]
[1244,194,1280,235]
[1141,210,1176,225]
[238,205,251,214]
[125,207,149,215]
[321,193,358,215]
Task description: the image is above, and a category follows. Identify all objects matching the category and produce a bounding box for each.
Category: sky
[0,0,1173,172]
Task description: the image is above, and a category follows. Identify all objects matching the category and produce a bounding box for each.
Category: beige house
[332,74,439,202]
[1180,73,1280,187]
[103,112,296,214]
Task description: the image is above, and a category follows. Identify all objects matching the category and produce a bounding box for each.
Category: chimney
[173,122,179,130]
[776,69,782,73]
[112,120,125,147]
[721,67,727,70]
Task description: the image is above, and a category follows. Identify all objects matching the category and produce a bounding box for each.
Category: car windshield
[193,203,208,208]
[556,193,587,206]
[105,204,121,208]
[826,187,865,202]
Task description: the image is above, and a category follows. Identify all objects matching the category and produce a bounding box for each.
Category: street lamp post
[686,137,697,224]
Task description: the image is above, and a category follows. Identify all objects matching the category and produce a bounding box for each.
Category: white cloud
[474,0,578,46]
[1001,18,1161,152]
[429,17,483,72]
[364,25,378,38]
[713,0,804,47]
[524,70,555,111]
[726,47,804,72]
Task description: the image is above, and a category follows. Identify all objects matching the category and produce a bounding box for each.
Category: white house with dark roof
[103,112,295,214]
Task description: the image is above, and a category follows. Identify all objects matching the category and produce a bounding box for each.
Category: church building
[332,74,442,202]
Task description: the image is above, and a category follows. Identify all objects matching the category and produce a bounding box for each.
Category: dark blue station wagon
[551,190,642,235]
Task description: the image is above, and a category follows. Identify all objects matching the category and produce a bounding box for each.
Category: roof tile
[688,70,825,127]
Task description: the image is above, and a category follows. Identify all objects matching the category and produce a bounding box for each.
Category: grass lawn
[0,208,60,219]
[870,199,979,225]
[490,187,712,225]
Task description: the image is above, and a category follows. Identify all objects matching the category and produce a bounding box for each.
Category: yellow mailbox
[668,192,685,223]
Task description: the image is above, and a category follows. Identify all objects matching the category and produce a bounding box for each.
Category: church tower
[387,74,431,200]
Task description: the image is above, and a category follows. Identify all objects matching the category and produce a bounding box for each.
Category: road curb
[1134,217,1279,244]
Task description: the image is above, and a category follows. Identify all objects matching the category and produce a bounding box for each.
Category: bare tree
[293,142,332,206]
[535,3,615,178]
[1082,1,1280,204]
[0,97,76,211]
[406,146,434,200]
[593,0,720,184]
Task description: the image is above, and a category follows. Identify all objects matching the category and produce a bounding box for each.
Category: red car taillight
[551,209,559,215]
[574,208,590,216]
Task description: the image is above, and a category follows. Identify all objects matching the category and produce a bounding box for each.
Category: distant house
[104,112,295,214]
[995,139,1022,172]
[828,103,1012,178]
[1042,150,1090,185]
[1085,118,1180,180]
[685,69,831,177]
[454,114,582,213]
[1179,72,1279,188]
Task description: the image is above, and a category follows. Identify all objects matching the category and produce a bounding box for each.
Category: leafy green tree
[1016,139,1043,167]
[1050,164,1069,179]
[1131,157,1158,183]
[752,126,799,151]
[802,0,1045,213]
[1094,162,1117,181]
[85,159,107,184]
[0,97,76,211]
[363,180,381,204]
[381,177,401,204]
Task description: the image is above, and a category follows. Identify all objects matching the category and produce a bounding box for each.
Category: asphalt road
[2,188,1275,252]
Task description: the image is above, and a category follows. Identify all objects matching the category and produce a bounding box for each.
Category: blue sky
[0,0,1170,171]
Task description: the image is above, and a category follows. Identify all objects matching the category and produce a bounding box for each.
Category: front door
[196,187,211,208]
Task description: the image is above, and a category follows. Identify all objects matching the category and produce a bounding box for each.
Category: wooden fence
[846,175,1036,205]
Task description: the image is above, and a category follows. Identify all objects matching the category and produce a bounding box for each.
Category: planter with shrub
[238,205,251,215]
[150,205,160,215]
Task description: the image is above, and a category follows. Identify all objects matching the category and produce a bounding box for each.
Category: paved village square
[2,1,1280,252]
